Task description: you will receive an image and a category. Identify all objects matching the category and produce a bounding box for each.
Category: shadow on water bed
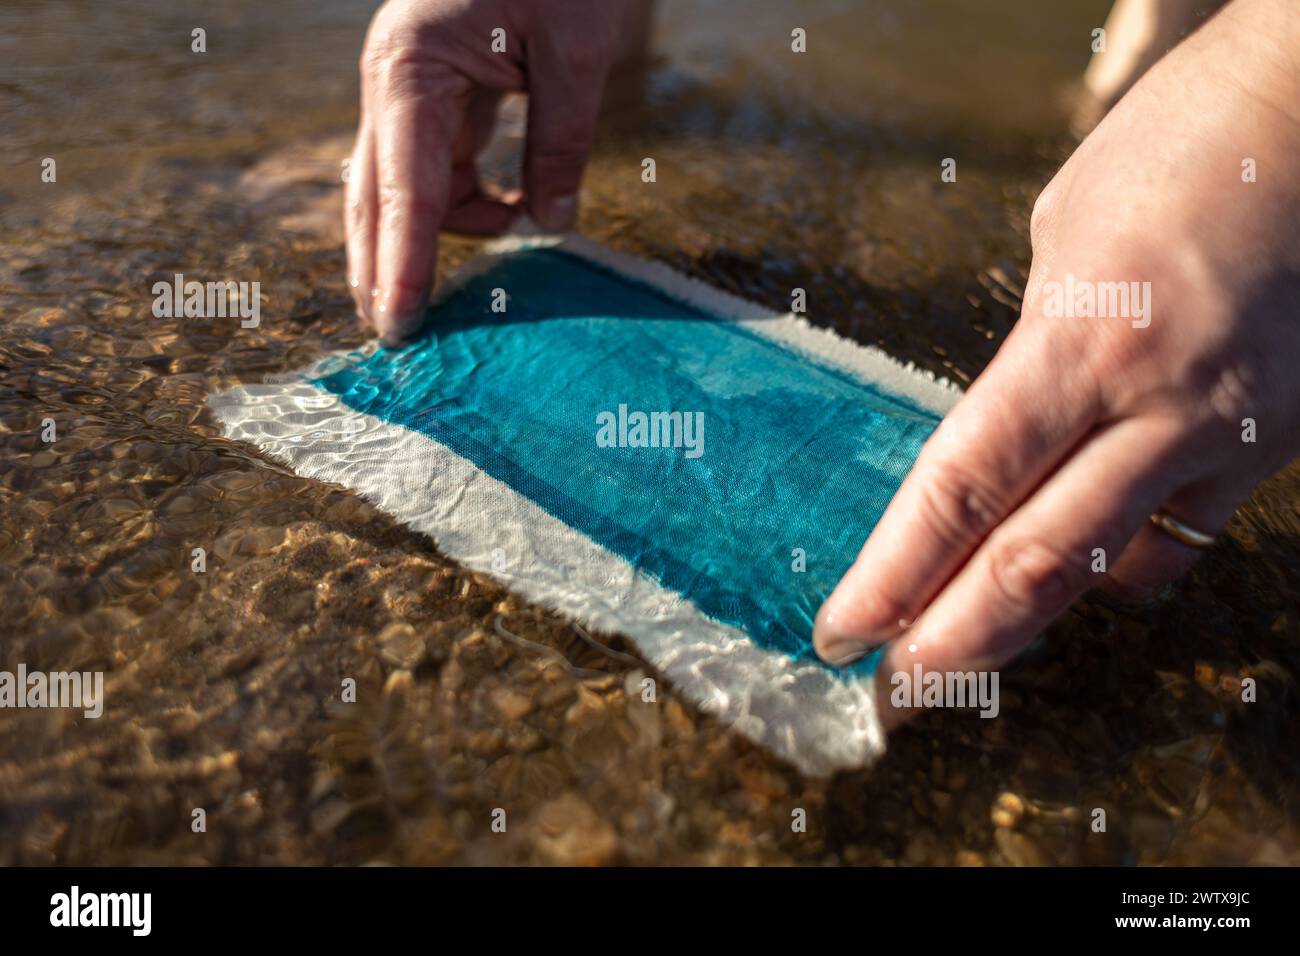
[1,0,1299,864]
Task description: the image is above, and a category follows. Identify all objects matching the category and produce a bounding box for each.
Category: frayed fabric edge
[209,224,966,775]
[207,381,884,776]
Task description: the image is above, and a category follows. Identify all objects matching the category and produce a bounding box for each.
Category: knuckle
[1086,330,1149,400]
[1198,340,1271,429]
[527,142,593,173]
[1029,182,1060,244]
[1083,316,1163,413]
[360,10,407,78]
[366,49,441,100]
[915,460,1005,551]
[988,537,1090,616]
[361,15,444,96]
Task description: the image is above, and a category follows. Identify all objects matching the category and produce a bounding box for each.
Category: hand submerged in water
[815,0,1300,724]
[345,0,629,343]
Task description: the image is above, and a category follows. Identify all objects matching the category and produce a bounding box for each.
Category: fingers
[522,34,611,231]
[345,118,378,326]
[1102,472,1244,601]
[442,176,521,235]
[813,321,1102,665]
[370,64,461,344]
[873,414,1189,729]
[351,6,615,342]
[443,89,520,236]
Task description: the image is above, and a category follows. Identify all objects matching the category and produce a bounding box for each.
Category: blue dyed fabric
[312,247,939,669]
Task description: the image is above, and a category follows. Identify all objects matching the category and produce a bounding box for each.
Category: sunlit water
[2,0,1298,865]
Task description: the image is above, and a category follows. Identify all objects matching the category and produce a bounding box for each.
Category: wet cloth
[209,232,960,774]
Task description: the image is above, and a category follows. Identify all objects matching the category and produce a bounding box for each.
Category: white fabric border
[460,228,963,415]
[209,228,964,775]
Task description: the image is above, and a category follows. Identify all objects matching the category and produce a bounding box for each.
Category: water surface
[2,0,1298,865]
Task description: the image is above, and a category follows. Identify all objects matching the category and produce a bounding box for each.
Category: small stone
[310,798,353,835]
[664,699,694,734]
[236,526,287,556]
[530,795,618,866]
[377,621,425,668]
[491,687,533,722]
[383,669,413,696]
[994,828,1049,866]
[1194,661,1216,691]
[536,682,575,709]
[1217,673,1244,698]
[736,765,786,812]
[991,791,1025,828]
[208,470,262,494]
[930,754,946,786]
[718,819,752,846]
[466,729,505,757]
[565,685,607,728]
[903,837,930,865]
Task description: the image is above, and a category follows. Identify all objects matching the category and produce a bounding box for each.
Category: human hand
[346,0,628,342]
[814,0,1300,727]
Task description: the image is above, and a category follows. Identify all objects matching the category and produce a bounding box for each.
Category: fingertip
[812,601,863,665]
[531,193,578,233]
[812,581,905,666]
[373,302,428,347]
[378,329,413,349]
[348,277,373,326]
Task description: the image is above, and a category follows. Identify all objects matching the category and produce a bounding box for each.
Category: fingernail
[375,309,427,347]
[537,194,577,232]
[813,600,902,667]
[827,646,868,667]
[814,608,870,667]
[822,642,879,669]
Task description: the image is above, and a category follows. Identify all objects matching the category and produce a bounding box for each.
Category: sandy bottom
[2,107,1299,865]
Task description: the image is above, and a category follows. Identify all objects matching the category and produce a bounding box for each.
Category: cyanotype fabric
[210,233,961,774]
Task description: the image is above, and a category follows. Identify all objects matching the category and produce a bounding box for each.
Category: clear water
[2,0,1298,865]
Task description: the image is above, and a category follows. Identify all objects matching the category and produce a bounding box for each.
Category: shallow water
[2,0,1299,864]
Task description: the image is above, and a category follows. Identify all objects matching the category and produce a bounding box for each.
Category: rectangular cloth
[209,233,961,775]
